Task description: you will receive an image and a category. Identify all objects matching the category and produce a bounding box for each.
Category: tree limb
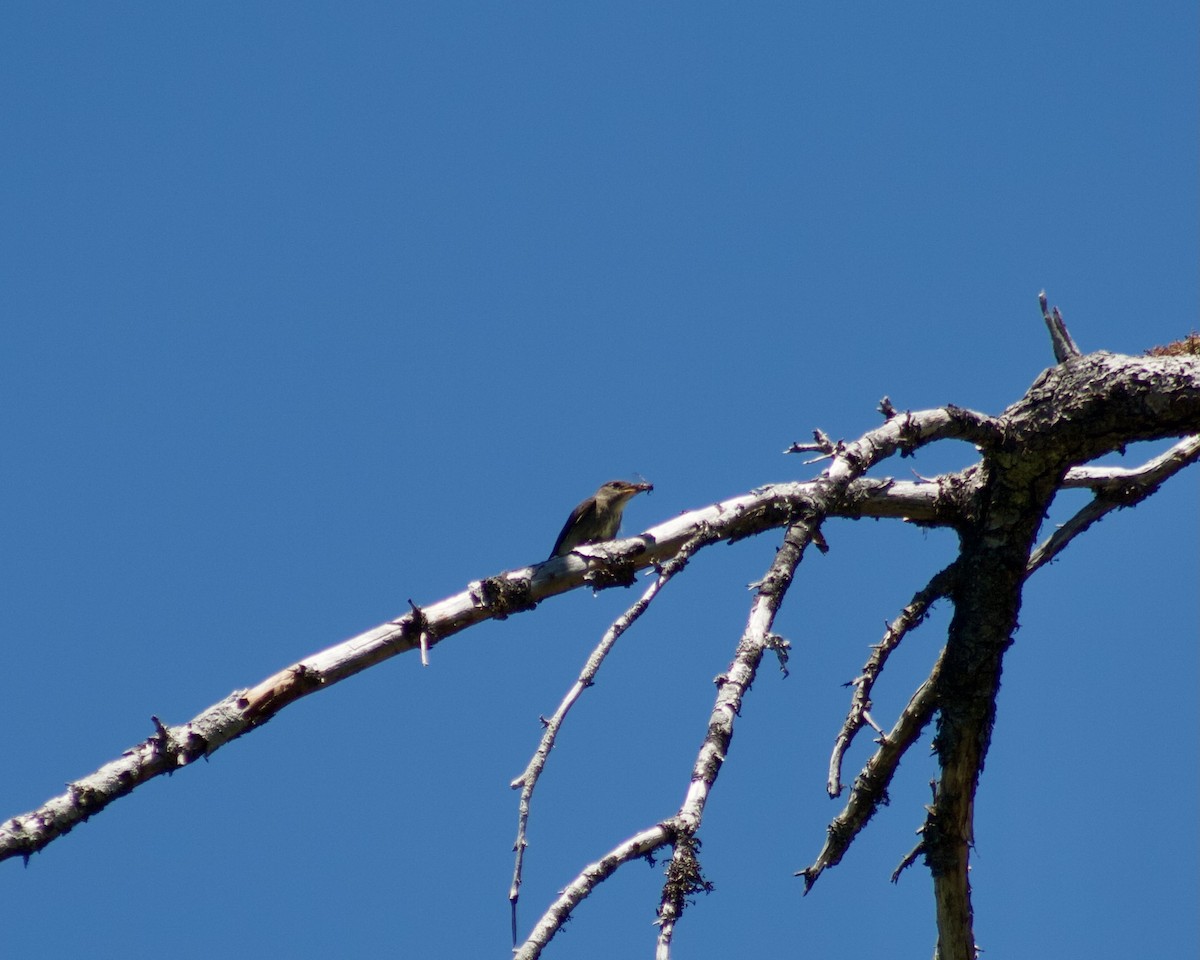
[0,456,984,863]
[928,351,1199,960]
[828,563,958,797]
[509,528,716,943]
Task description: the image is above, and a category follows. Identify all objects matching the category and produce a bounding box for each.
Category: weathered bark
[928,352,1200,959]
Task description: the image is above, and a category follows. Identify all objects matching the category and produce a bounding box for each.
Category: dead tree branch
[2,339,1197,960]
[508,528,716,943]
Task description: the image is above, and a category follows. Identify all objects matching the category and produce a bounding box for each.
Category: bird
[548,480,653,559]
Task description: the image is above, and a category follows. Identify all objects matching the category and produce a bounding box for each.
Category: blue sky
[2,4,1196,957]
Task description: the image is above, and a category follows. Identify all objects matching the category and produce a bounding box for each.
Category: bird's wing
[549,496,599,558]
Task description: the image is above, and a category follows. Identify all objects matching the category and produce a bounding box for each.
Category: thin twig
[828,562,958,796]
[1031,435,1200,573]
[516,514,823,959]
[891,837,925,884]
[1060,435,1200,490]
[509,529,716,944]
[655,515,820,955]
[799,651,943,892]
[812,434,1200,890]
[807,437,1200,888]
[514,821,681,960]
[658,402,971,944]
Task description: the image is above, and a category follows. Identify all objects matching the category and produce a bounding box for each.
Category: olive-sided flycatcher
[549,480,653,559]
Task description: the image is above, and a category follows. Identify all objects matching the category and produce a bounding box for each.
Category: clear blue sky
[2,4,1196,958]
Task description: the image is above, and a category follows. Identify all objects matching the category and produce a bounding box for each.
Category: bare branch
[513,821,680,960]
[665,398,970,929]
[508,529,715,943]
[799,651,943,891]
[1,465,961,862]
[784,428,836,457]
[655,833,713,960]
[891,835,926,884]
[1028,437,1200,573]
[1058,435,1200,491]
[810,433,1200,892]
[519,511,822,956]
[828,563,957,796]
[925,353,1199,959]
[655,514,822,951]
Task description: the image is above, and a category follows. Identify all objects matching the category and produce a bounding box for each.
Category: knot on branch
[850,768,890,807]
[149,715,208,763]
[476,575,537,620]
[583,553,640,590]
[896,411,925,457]
[66,782,104,813]
[150,715,178,755]
[393,600,430,647]
[1100,481,1158,508]
[660,832,714,920]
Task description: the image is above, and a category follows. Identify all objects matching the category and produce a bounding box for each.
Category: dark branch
[828,563,958,797]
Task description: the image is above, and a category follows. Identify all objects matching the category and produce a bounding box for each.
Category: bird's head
[594,479,653,507]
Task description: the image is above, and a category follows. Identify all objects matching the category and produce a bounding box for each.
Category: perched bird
[549,480,653,559]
